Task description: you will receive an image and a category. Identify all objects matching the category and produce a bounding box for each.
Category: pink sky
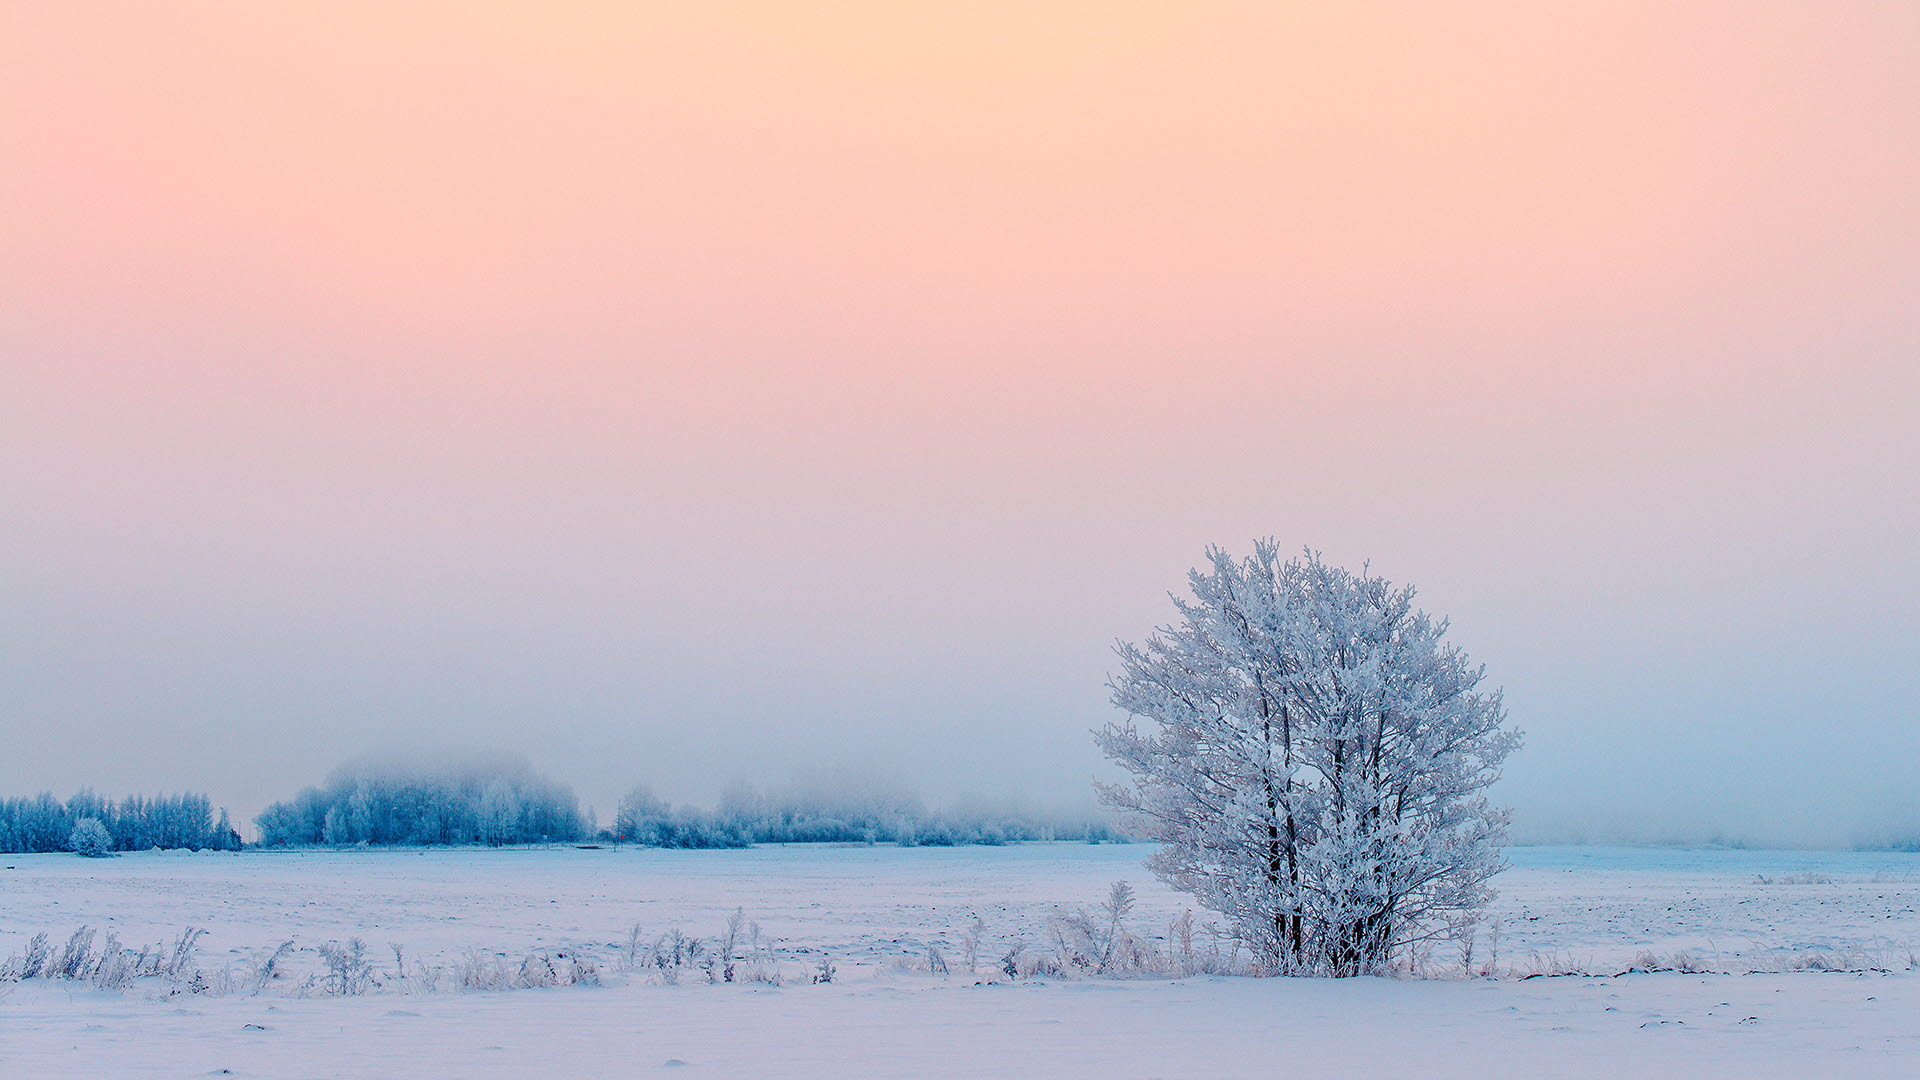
[4,3,1918,843]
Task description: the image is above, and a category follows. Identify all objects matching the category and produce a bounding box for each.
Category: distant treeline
[605,775,1130,849]
[0,791,241,853]
[250,755,1128,850]
[254,755,587,847]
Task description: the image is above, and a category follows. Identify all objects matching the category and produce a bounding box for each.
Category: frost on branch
[1098,543,1521,977]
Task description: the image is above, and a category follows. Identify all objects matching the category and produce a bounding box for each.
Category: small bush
[70,818,113,858]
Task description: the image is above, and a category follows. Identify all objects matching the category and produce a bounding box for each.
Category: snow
[4,844,1918,1078]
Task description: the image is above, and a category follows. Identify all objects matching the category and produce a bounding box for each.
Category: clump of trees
[602,770,1128,848]
[0,791,241,854]
[612,786,751,848]
[254,753,586,847]
[1099,544,1520,977]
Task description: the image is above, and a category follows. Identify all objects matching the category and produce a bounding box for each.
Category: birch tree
[1098,544,1520,976]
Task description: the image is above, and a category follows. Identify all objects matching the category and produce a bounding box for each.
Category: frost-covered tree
[613,785,669,844]
[70,816,113,857]
[479,780,519,846]
[1098,544,1520,977]
[213,808,242,850]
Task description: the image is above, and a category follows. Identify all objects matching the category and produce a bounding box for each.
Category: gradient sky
[4,3,1917,845]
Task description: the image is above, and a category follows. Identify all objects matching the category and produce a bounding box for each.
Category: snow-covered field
[4,844,1918,1078]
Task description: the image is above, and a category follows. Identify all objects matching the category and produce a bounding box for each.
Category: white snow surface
[4,843,1918,1078]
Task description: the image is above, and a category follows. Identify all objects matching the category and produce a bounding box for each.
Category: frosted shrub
[451,949,598,991]
[1,927,111,987]
[0,925,214,991]
[160,927,207,980]
[92,932,135,991]
[408,962,445,994]
[620,923,646,971]
[1097,881,1139,974]
[1166,911,1235,977]
[732,919,782,985]
[720,908,745,983]
[69,817,113,858]
[961,916,986,975]
[452,952,506,991]
[319,938,375,995]
[10,933,51,980]
[628,918,781,986]
[517,953,560,988]
[651,933,682,984]
[1785,950,1879,972]
[564,954,600,986]
[52,926,97,979]
[512,952,598,988]
[1045,908,1101,972]
[383,945,447,995]
[249,941,295,992]
[1000,942,1024,979]
[453,952,508,991]
[1026,882,1183,979]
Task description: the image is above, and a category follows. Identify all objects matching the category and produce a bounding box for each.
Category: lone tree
[1098,544,1520,976]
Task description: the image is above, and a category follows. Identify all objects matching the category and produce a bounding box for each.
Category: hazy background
[4,3,1916,846]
